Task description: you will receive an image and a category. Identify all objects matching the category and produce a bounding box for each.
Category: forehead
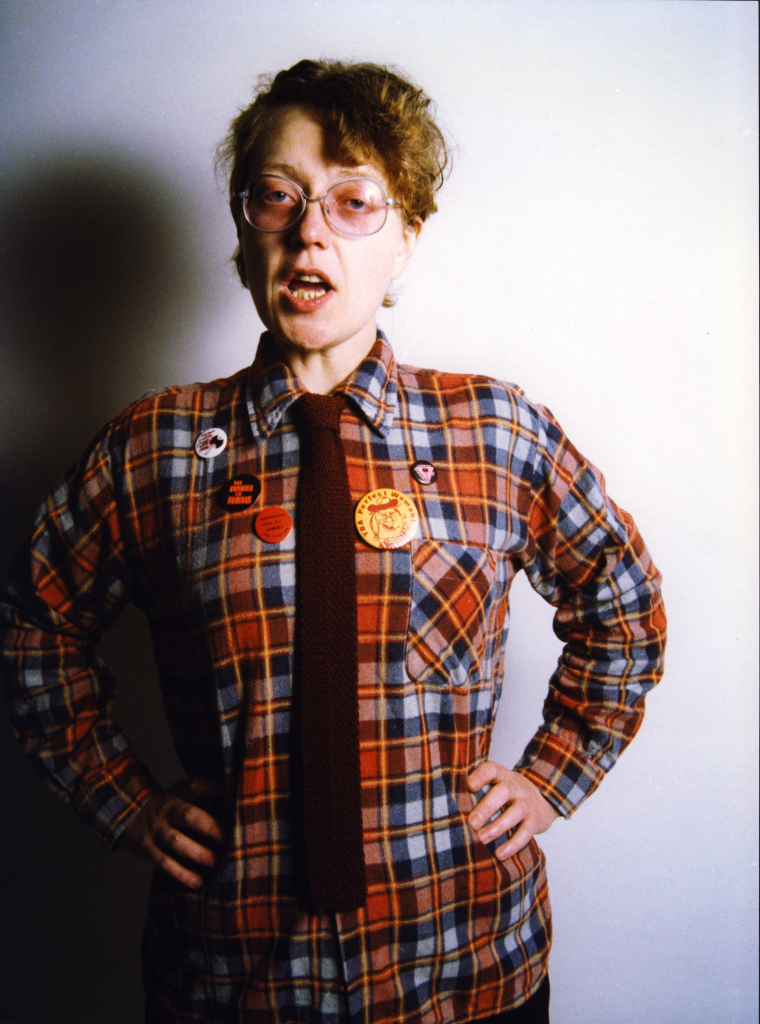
[252,105,387,183]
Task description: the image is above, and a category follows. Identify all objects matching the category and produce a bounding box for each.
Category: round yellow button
[354,488,419,549]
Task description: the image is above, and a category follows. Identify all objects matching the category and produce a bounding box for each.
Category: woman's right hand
[120,777,226,888]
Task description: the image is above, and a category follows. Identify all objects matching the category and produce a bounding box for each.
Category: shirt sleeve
[513,405,667,817]
[0,419,160,848]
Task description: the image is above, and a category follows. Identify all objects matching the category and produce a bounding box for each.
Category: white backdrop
[0,2,757,1023]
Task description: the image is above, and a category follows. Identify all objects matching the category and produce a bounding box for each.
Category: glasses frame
[237,175,402,237]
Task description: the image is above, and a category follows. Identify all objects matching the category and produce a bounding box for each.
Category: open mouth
[286,272,332,301]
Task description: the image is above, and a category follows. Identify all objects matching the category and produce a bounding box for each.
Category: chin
[275,323,343,354]
[272,309,374,354]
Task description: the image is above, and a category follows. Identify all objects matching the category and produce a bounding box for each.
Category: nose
[289,196,330,247]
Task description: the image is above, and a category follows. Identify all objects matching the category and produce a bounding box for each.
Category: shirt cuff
[71,751,160,849]
[514,729,607,818]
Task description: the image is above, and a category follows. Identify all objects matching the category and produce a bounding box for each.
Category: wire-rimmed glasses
[238,175,401,236]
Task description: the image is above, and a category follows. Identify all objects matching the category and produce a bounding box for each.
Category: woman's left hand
[466,761,560,860]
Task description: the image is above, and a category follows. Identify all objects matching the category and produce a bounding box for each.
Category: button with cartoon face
[254,506,293,544]
[195,427,228,458]
[410,460,438,485]
[218,474,261,511]
[355,488,419,549]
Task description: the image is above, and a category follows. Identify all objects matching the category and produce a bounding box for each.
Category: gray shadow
[0,148,206,1022]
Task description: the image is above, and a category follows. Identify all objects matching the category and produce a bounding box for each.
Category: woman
[0,60,666,1023]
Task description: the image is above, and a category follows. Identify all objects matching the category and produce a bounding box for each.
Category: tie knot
[293,392,345,432]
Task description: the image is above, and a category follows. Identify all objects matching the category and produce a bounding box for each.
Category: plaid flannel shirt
[1,332,666,1023]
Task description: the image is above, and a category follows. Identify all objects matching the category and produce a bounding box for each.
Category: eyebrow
[259,162,377,180]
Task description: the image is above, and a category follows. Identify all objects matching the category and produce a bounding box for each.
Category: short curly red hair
[217,59,450,299]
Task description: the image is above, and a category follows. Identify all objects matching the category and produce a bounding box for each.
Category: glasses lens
[324,179,388,235]
[245,177,302,231]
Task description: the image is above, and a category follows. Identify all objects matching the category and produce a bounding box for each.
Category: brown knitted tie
[291,392,366,913]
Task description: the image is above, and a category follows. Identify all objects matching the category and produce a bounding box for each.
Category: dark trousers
[472,976,550,1024]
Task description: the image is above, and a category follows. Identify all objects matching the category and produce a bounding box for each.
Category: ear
[391,217,423,281]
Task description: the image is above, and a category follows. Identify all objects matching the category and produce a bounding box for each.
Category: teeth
[288,272,329,300]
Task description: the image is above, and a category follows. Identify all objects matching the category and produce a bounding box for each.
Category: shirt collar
[246,330,398,441]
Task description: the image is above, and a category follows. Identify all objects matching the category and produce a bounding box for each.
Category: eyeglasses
[238,175,401,237]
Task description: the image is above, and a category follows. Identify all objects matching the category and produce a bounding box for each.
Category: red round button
[254,506,293,544]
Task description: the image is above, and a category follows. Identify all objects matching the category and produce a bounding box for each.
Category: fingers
[466,761,559,861]
[466,759,506,792]
[172,798,226,846]
[466,761,513,832]
[467,783,512,832]
[161,804,221,865]
[493,818,535,861]
[468,786,531,857]
[122,779,226,888]
[141,829,208,889]
[471,798,524,844]
[163,779,226,847]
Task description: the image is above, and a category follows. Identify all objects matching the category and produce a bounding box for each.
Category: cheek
[241,238,275,302]
[352,243,399,302]
[242,236,261,273]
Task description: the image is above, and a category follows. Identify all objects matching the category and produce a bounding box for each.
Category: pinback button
[195,427,228,458]
[254,506,293,544]
[354,488,419,550]
[218,474,261,511]
[410,460,437,485]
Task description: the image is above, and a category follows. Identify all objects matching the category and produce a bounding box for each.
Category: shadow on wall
[0,148,207,1023]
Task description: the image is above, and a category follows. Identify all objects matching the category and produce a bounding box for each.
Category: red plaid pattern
[0,332,666,1023]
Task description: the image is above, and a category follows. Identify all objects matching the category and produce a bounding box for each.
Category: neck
[274,324,377,395]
